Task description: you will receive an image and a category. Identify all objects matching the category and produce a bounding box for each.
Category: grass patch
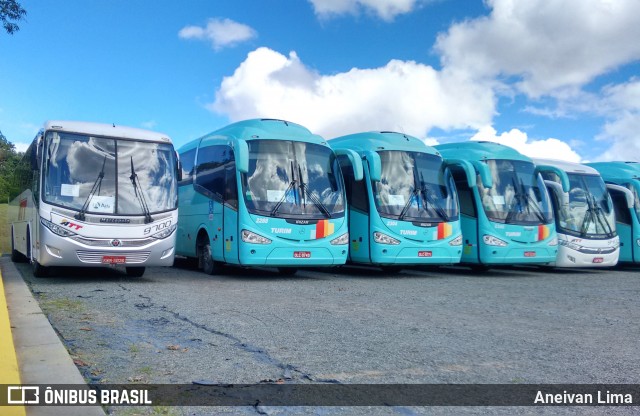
[40,298,86,313]
[0,203,9,255]
[128,343,141,354]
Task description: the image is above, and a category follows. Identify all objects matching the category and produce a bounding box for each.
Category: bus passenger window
[179,148,197,185]
[195,145,234,202]
[338,155,368,212]
[610,190,631,225]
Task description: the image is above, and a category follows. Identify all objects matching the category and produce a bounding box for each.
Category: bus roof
[586,161,640,183]
[44,120,172,143]
[532,158,599,176]
[329,131,440,156]
[180,119,325,153]
[435,141,533,163]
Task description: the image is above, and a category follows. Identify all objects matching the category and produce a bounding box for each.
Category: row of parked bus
[7,119,640,277]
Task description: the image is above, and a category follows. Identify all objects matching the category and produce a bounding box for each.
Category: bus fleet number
[144,220,172,235]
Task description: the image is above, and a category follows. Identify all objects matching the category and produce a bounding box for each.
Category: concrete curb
[1,257,105,416]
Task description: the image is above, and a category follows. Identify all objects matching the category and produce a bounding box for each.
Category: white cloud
[308,0,422,21]
[435,0,640,98]
[13,142,30,153]
[470,126,582,163]
[211,47,495,140]
[178,18,257,51]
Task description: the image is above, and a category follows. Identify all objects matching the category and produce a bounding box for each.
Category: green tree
[0,130,22,201]
[1,0,26,35]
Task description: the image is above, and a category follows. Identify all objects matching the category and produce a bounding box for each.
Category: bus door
[223,164,239,264]
[450,168,480,263]
[338,155,370,263]
[607,185,634,262]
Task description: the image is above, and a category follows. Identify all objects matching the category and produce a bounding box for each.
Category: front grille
[70,236,154,247]
[76,250,151,264]
[579,247,617,255]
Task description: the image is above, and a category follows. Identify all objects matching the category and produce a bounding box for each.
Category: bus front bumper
[370,246,462,266]
[478,245,558,265]
[554,247,619,268]
[239,245,348,267]
[38,226,176,268]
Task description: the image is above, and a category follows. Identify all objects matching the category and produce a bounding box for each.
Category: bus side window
[609,189,631,225]
[195,145,232,202]
[451,168,476,218]
[178,148,197,185]
[337,155,368,213]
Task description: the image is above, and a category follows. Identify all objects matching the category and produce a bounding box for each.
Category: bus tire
[126,267,146,277]
[277,267,298,276]
[199,243,216,275]
[32,260,49,278]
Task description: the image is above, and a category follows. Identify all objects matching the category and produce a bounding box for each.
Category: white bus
[8,121,179,277]
[534,158,619,267]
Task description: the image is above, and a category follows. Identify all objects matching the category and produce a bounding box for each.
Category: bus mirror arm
[535,165,570,192]
[606,184,635,209]
[443,159,477,188]
[544,180,569,206]
[363,150,381,182]
[234,139,250,173]
[333,149,363,181]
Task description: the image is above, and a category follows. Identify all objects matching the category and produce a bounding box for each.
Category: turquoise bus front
[177,119,354,273]
[331,132,463,268]
[436,142,559,267]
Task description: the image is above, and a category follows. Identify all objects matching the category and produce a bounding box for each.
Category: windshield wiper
[297,164,330,218]
[270,161,297,217]
[505,176,545,224]
[130,157,153,223]
[75,156,106,221]
[418,171,449,222]
[581,193,613,236]
[398,188,419,221]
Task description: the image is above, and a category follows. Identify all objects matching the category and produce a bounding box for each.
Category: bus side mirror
[234,139,249,173]
[333,148,363,181]
[363,150,381,182]
[535,165,570,192]
[469,160,493,188]
[544,180,568,206]
[176,159,183,182]
[443,158,477,188]
[606,184,634,209]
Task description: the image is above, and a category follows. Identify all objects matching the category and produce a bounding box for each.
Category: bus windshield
[373,151,458,222]
[43,131,177,215]
[554,174,615,238]
[477,159,552,225]
[242,140,345,219]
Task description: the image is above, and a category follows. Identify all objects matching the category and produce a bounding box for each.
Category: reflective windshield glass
[43,131,177,215]
[477,159,552,224]
[242,140,344,218]
[554,174,615,237]
[373,151,458,222]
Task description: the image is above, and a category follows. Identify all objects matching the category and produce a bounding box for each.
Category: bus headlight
[449,235,463,246]
[373,232,400,245]
[547,237,558,246]
[151,224,177,239]
[559,239,581,251]
[483,235,507,247]
[41,218,77,237]
[330,233,349,245]
[241,230,272,244]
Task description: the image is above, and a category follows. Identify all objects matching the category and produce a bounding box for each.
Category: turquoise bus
[435,141,563,270]
[176,119,362,275]
[329,132,463,270]
[586,162,640,263]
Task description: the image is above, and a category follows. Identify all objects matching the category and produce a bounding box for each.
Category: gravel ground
[12,260,640,415]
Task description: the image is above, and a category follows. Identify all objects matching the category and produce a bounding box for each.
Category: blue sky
[1,0,639,162]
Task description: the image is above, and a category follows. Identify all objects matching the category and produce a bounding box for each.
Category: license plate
[418,251,432,257]
[102,255,126,264]
[593,257,604,263]
[293,251,311,259]
[524,251,536,257]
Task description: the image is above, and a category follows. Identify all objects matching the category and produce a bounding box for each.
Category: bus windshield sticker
[90,196,115,213]
[61,184,80,197]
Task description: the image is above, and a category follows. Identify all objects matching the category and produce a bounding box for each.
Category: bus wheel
[199,243,216,275]
[32,260,49,278]
[277,267,298,276]
[380,266,402,273]
[126,267,146,277]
